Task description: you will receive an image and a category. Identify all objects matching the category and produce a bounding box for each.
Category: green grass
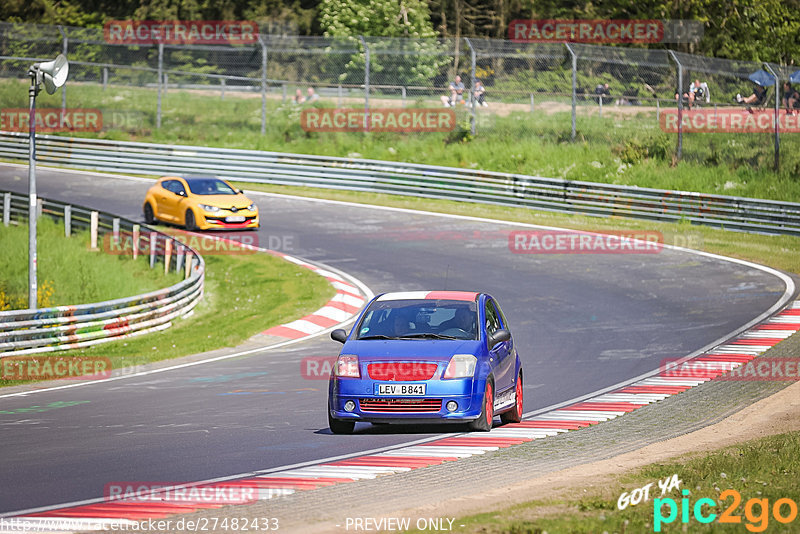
[434,431,800,533]
[0,217,182,308]
[3,79,799,202]
[0,223,336,387]
[232,182,800,275]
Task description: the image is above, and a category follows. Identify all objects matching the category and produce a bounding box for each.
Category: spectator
[735,84,767,112]
[782,82,799,114]
[594,83,611,105]
[440,75,466,107]
[472,80,488,107]
[293,89,305,105]
[675,80,709,110]
[306,87,319,103]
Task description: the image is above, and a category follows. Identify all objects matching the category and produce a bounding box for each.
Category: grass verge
[0,217,182,309]
[3,79,799,202]
[0,225,336,387]
[234,182,800,275]
[435,431,800,533]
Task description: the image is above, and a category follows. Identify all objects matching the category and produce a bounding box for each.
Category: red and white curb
[7,300,798,530]
[260,253,366,340]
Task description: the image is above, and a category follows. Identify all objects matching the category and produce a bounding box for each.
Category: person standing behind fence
[441,75,465,107]
[594,83,610,105]
[782,82,799,115]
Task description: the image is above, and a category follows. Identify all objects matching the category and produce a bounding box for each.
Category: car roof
[376,291,480,302]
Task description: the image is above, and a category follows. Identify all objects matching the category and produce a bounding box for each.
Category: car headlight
[247,203,256,211]
[334,355,360,378]
[443,354,477,379]
[198,204,220,213]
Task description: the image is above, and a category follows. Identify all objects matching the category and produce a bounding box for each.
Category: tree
[319,0,450,87]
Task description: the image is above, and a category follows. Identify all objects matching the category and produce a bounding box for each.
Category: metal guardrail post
[565,43,577,141]
[668,50,683,161]
[465,37,477,136]
[149,232,157,268]
[90,211,98,249]
[359,36,370,130]
[132,224,140,260]
[112,217,120,248]
[259,35,267,135]
[64,204,71,236]
[3,192,9,226]
[763,62,780,171]
[156,43,163,129]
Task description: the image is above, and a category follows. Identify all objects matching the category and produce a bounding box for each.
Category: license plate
[377,384,426,396]
[225,216,246,223]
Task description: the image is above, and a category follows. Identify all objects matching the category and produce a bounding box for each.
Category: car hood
[341,339,481,362]
[190,194,252,208]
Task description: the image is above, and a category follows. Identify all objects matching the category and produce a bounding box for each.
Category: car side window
[494,301,509,330]
[161,181,173,193]
[485,300,501,337]
[173,182,187,196]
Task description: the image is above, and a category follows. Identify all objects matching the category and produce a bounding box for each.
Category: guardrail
[0,189,205,356]
[1,131,799,236]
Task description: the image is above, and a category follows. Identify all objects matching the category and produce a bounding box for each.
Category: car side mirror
[331,329,348,343]
[488,329,511,348]
[177,190,186,197]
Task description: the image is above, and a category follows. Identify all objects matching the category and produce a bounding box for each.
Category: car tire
[328,406,355,434]
[184,210,197,231]
[500,371,523,425]
[143,203,155,225]
[469,379,494,432]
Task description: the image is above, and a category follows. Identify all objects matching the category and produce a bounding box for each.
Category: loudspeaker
[36,54,69,94]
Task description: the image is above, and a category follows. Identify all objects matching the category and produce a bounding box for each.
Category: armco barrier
[0,132,799,235]
[0,190,204,357]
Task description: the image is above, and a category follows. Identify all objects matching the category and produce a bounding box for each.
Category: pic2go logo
[654,489,798,532]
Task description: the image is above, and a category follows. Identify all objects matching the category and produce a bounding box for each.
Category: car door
[485,299,513,392]
[159,180,186,222]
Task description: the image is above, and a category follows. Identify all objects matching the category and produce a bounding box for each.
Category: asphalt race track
[0,163,794,514]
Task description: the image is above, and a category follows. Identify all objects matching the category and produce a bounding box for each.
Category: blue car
[328,290,523,434]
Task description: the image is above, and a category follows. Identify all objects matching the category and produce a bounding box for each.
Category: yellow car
[143,176,259,230]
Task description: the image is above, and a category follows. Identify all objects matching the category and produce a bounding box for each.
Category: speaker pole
[28,68,40,309]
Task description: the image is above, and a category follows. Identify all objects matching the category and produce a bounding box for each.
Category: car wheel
[469,379,494,432]
[184,210,197,231]
[328,406,355,435]
[500,372,523,424]
[143,203,155,225]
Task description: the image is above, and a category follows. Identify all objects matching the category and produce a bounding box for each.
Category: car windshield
[356,299,478,340]
[186,178,237,196]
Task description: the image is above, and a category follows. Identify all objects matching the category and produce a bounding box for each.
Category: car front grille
[358,398,442,413]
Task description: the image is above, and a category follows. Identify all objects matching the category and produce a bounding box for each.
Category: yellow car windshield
[186,179,237,196]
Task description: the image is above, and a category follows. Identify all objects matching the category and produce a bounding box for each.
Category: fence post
[112,217,120,248]
[220,78,225,100]
[465,37,477,136]
[359,36,370,130]
[598,94,603,117]
[103,67,108,91]
[64,205,71,236]
[176,244,184,273]
[656,99,660,121]
[3,192,10,226]
[58,26,67,119]
[401,86,406,108]
[763,62,780,171]
[185,251,192,279]
[164,238,172,274]
[530,93,535,113]
[132,224,140,260]
[90,211,99,250]
[259,36,267,135]
[668,50,683,161]
[337,84,343,107]
[150,232,157,268]
[564,43,577,141]
[157,43,163,129]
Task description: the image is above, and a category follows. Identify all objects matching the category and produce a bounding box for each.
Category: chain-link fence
[1,21,797,171]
